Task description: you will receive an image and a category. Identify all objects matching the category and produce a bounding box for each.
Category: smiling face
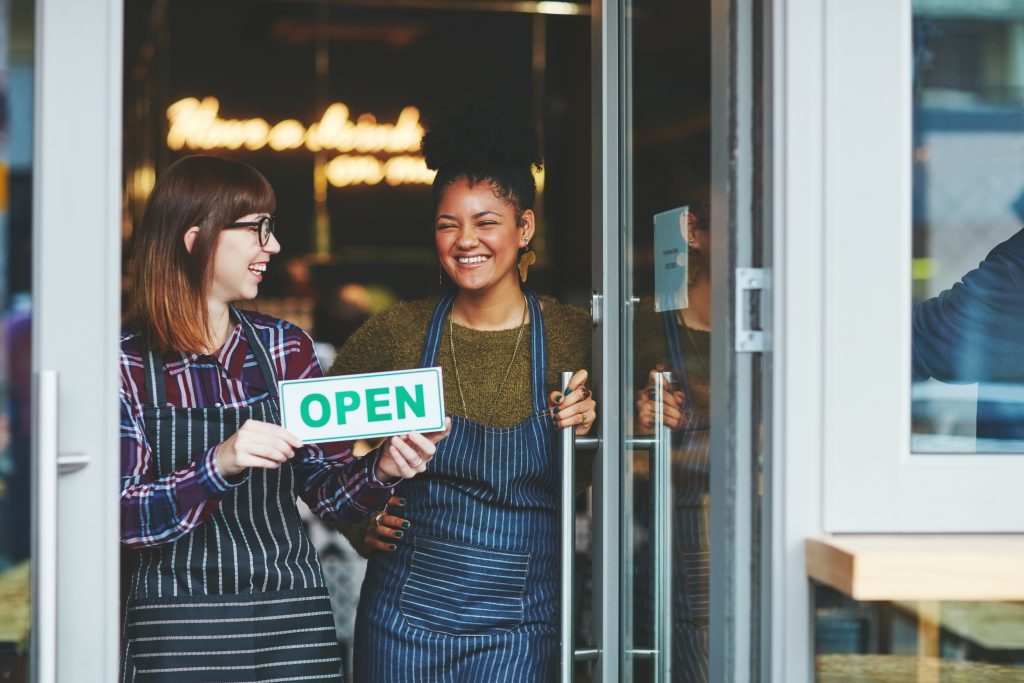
[434,177,533,296]
[208,212,281,304]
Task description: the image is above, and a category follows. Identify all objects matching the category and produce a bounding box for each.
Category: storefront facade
[4,0,1023,681]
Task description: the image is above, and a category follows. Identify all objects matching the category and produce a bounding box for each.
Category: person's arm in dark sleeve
[913,228,1024,383]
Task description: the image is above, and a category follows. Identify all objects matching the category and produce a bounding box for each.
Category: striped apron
[662,312,711,683]
[354,290,560,682]
[121,310,344,683]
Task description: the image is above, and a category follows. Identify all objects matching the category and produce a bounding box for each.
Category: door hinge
[735,267,769,353]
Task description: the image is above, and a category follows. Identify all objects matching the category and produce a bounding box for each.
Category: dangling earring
[517,239,536,284]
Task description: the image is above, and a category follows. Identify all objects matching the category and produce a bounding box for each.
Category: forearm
[296,443,395,525]
[121,445,247,547]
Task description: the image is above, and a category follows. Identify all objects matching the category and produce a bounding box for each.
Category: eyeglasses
[224,215,275,246]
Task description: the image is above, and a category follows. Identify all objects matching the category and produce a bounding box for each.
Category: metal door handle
[623,372,673,682]
[651,371,673,682]
[32,370,58,683]
[559,372,603,680]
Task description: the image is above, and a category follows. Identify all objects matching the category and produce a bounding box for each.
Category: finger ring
[579,413,587,425]
[374,512,385,526]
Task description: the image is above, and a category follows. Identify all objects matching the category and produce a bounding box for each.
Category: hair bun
[422,100,542,175]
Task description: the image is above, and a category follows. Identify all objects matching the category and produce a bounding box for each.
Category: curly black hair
[421,100,543,222]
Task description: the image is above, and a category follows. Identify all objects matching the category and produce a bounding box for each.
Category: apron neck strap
[420,287,548,413]
[142,307,281,408]
[144,348,169,409]
[232,306,280,400]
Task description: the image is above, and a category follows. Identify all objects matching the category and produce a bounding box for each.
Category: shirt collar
[163,322,248,378]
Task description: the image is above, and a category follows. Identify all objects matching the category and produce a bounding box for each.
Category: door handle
[623,372,673,682]
[651,371,673,682]
[31,371,91,683]
[32,370,58,683]
[559,371,602,681]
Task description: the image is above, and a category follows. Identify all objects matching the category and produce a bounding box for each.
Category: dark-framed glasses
[225,215,275,246]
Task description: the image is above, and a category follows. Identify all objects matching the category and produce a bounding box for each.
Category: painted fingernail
[553,407,560,414]
[401,521,411,529]
[555,395,562,403]
[393,530,404,539]
[388,544,397,551]
[397,498,408,506]
[564,387,573,395]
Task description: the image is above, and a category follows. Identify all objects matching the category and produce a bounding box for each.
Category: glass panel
[911,0,1024,453]
[620,0,712,680]
[0,0,33,680]
[812,584,1024,679]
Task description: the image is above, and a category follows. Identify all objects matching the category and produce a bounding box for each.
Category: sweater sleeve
[912,229,1024,383]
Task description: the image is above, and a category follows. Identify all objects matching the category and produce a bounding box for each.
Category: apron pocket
[400,536,530,636]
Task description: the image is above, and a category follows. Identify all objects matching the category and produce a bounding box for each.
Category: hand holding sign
[215,419,303,477]
[375,416,452,481]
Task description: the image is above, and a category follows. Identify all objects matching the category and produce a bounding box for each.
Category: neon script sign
[165,96,436,187]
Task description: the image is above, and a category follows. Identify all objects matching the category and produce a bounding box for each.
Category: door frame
[33,0,123,680]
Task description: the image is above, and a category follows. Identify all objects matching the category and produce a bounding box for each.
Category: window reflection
[912,1,1024,453]
[0,1,33,680]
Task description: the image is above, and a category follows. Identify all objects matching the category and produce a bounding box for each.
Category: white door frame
[32,0,123,680]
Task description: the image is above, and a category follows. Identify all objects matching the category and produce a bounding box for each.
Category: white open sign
[278,367,446,444]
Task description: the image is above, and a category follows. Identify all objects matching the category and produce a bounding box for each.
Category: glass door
[618,0,714,680]
[591,0,772,681]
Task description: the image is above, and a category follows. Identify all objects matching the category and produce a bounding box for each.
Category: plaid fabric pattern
[120,311,392,547]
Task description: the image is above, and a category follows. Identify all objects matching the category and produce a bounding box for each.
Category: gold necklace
[449,295,529,423]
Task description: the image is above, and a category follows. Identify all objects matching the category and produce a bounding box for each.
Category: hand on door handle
[549,369,597,435]
[636,371,686,431]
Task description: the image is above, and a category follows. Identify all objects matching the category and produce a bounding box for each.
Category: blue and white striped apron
[121,309,345,682]
[662,312,710,683]
[354,290,560,682]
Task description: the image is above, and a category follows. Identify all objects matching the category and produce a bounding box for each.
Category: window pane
[0,0,33,680]
[912,0,1024,453]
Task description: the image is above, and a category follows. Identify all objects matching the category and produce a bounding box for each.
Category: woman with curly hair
[330,102,597,680]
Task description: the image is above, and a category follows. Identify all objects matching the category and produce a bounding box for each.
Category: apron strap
[420,287,548,414]
[232,305,281,401]
[419,289,457,368]
[524,288,548,413]
[143,349,169,409]
[661,310,695,410]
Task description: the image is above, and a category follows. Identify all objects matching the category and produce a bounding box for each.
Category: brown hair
[125,155,275,353]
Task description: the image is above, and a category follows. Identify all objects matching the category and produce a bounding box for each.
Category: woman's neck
[204,299,234,354]
[452,280,527,331]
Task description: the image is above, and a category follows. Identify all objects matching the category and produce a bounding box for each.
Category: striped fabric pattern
[125,588,342,683]
[662,311,711,683]
[354,290,562,682]
[121,309,349,682]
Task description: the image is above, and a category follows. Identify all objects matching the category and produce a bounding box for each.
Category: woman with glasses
[119,155,449,683]
[330,102,597,681]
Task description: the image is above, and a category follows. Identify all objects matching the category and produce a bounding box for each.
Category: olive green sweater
[329,295,592,428]
[328,295,593,557]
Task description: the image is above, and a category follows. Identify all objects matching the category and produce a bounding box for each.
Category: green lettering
[396,384,426,419]
[335,391,361,425]
[365,387,392,422]
[300,393,330,428]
